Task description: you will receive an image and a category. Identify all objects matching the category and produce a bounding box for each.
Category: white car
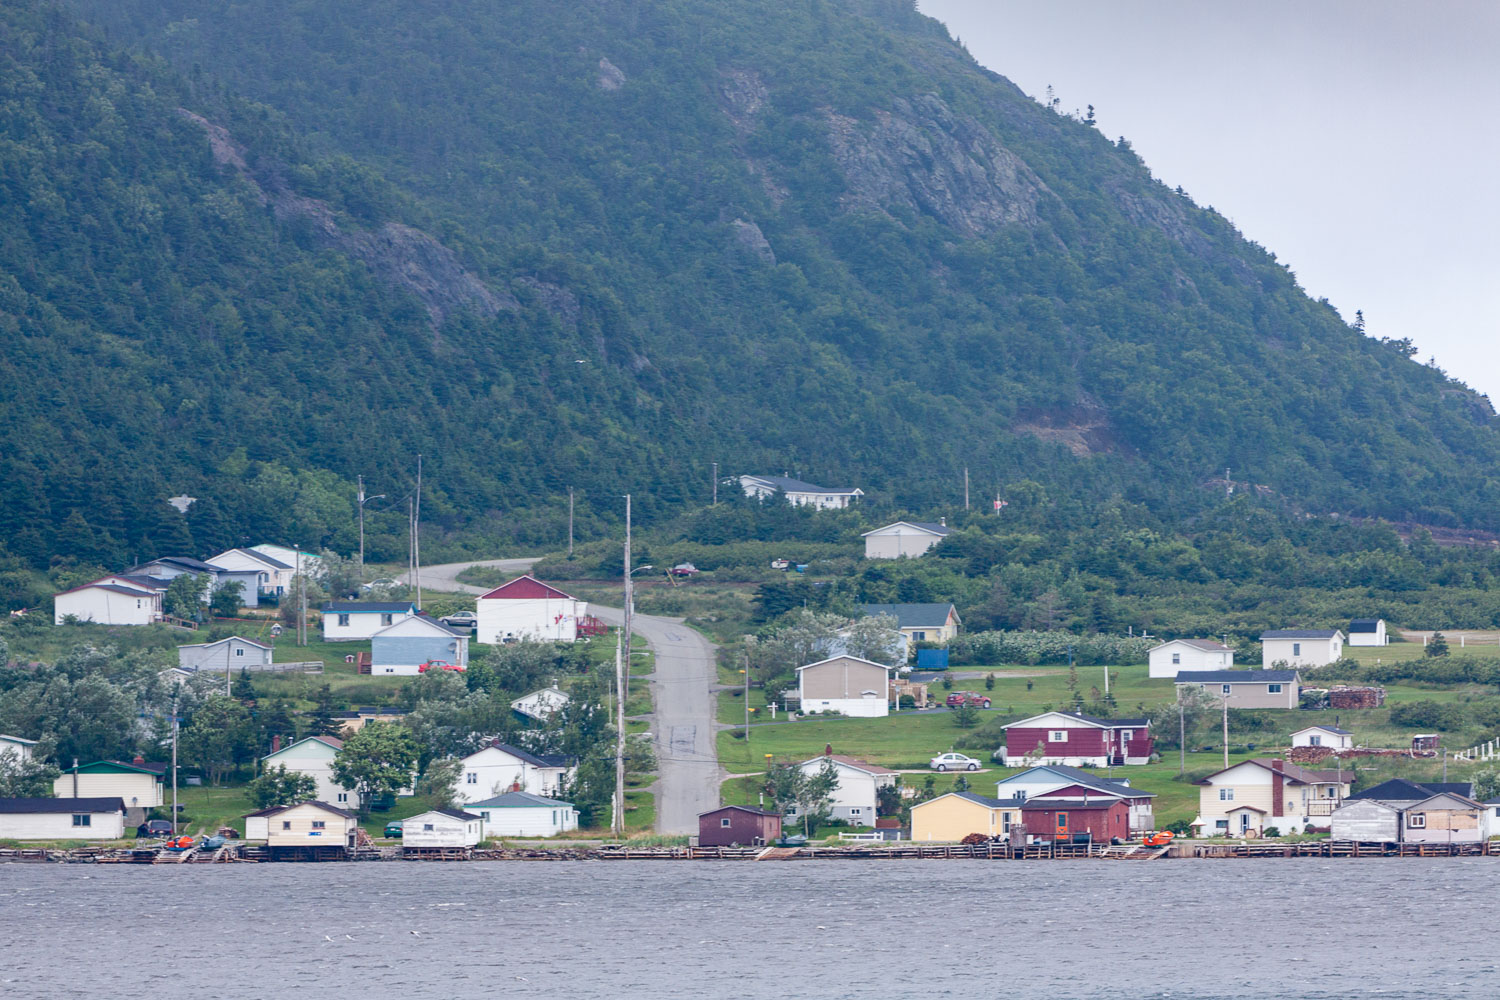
[930,752,980,772]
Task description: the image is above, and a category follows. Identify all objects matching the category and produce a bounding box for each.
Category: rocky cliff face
[179,109,513,327]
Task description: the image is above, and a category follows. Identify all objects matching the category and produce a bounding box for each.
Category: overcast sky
[919,0,1500,401]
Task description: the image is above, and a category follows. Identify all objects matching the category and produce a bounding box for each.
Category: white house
[993,765,1156,835]
[208,547,296,600]
[1291,725,1353,750]
[861,520,951,559]
[249,544,320,579]
[468,791,580,838]
[787,753,897,827]
[128,556,225,584]
[0,734,38,764]
[739,474,864,510]
[455,744,576,803]
[177,636,273,672]
[1348,619,1388,646]
[1147,638,1234,679]
[369,614,469,675]
[475,576,588,644]
[53,580,161,626]
[511,686,570,722]
[262,735,357,811]
[402,808,485,849]
[1261,629,1344,668]
[796,655,892,718]
[321,601,417,641]
[0,797,126,840]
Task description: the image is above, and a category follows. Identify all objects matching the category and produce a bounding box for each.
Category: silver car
[930,752,980,772]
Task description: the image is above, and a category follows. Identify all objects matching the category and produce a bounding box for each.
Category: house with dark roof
[1261,628,1344,667]
[911,791,1024,842]
[1290,724,1353,750]
[858,603,961,644]
[369,613,468,675]
[993,765,1156,834]
[475,575,589,643]
[1193,758,1351,837]
[1348,618,1389,647]
[0,797,126,840]
[1175,669,1301,709]
[1333,779,1484,843]
[401,807,485,850]
[52,578,163,626]
[861,520,951,559]
[1147,638,1234,678]
[456,743,577,802]
[321,600,419,641]
[1000,710,1153,767]
[468,791,580,838]
[698,805,783,847]
[739,474,863,509]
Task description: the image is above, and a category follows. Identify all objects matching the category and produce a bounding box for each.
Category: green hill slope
[6,0,1500,573]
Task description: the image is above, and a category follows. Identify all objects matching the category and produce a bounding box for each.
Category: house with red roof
[475,575,590,643]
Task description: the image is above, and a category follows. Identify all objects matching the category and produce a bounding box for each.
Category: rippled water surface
[1,858,1493,998]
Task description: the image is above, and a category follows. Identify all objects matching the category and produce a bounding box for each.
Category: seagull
[324,936,334,942]
[410,931,421,936]
[345,935,354,940]
[514,977,529,982]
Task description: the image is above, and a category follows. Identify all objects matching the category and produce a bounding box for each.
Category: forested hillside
[6,0,1500,578]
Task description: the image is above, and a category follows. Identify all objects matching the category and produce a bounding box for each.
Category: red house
[698,805,782,847]
[1018,795,1129,843]
[1001,711,1153,767]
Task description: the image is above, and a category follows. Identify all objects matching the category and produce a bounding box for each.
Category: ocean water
[0,858,1492,998]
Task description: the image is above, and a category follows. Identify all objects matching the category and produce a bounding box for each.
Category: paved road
[411,559,721,835]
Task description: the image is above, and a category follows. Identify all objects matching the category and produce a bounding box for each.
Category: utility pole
[295,544,307,647]
[744,650,751,740]
[1222,692,1230,769]
[413,454,423,611]
[408,498,416,605]
[568,487,575,559]
[358,475,365,580]
[613,626,626,839]
[1225,467,1232,499]
[712,462,718,506]
[1178,700,1186,777]
[171,695,179,837]
[964,467,970,511]
[623,493,632,704]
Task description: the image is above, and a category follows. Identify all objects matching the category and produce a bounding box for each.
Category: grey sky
[919,0,1500,400]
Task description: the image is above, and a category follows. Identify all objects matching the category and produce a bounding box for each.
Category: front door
[1055,812,1068,837]
[1238,813,1251,834]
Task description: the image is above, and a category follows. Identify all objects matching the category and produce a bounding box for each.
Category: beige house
[54,760,165,824]
[861,521,951,559]
[1402,792,1486,844]
[912,791,1022,842]
[1175,670,1300,709]
[858,603,961,645]
[796,655,892,718]
[1193,758,1351,837]
[261,801,360,850]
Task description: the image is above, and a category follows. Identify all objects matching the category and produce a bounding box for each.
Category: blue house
[370,614,469,676]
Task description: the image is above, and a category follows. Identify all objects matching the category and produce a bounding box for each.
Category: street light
[357,479,386,582]
[626,565,652,617]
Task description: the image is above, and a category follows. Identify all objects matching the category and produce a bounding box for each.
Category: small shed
[698,805,782,847]
[1347,618,1388,647]
[1412,734,1442,752]
[177,636,273,672]
[402,808,484,850]
[1330,798,1400,842]
[1290,725,1353,750]
[1017,796,1129,844]
[0,797,126,840]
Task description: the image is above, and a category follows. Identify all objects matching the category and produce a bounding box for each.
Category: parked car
[384,820,404,838]
[138,819,174,837]
[362,578,397,590]
[945,691,992,709]
[930,752,981,772]
[670,562,698,577]
[439,611,478,628]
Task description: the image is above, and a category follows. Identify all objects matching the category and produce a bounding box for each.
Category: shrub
[1262,826,1281,838]
[949,630,1154,667]
[1389,700,1467,730]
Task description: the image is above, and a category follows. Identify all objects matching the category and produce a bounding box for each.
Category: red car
[945,691,992,709]
[417,660,465,673]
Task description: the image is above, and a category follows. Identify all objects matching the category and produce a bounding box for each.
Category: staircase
[755,846,803,861]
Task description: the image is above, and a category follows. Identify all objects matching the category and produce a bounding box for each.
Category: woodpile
[1329,685,1385,709]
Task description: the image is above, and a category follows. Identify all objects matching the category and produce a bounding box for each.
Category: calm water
[1,859,1493,998]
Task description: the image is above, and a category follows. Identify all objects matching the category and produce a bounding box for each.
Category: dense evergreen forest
[4,0,1499,590]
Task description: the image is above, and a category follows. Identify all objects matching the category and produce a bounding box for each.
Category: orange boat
[1142,831,1175,847]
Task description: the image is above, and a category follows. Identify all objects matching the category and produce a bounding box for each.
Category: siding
[0,810,125,840]
[54,772,162,808]
[479,806,579,838]
[1004,726,1108,763]
[911,796,1014,842]
[371,634,465,674]
[698,808,781,847]
[265,804,357,846]
[1018,802,1128,841]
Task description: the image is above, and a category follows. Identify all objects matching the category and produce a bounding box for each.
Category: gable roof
[858,603,960,629]
[1348,778,1475,802]
[1348,618,1384,632]
[478,575,576,601]
[700,804,781,819]
[798,754,897,776]
[860,520,951,538]
[214,547,293,570]
[408,807,484,822]
[56,580,160,598]
[373,613,467,638]
[0,797,124,814]
[742,475,861,496]
[1408,791,1483,810]
[321,601,417,613]
[257,800,355,819]
[133,556,223,574]
[1260,629,1342,640]
[1021,795,1129,810]
[177,635,272,652]
[995,764,1155,799]
[70,760,166,777]
[0,734,38,747]
[795,654,892,674]
[1175,670,1300,684]
[467,791,575,809]
[1193,758,1349,786]
[263,735,343,759]
[1292,724,1352,736]
[1150,638,1232,653]
[463,742,575,770]
[1003,710,1149,731]
[951,791,1023,809]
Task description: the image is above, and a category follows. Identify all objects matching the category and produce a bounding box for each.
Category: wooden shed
[1017,796,1129,844]
[698,805,782,847]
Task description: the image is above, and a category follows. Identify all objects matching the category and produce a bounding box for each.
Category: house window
[282,821,292,830]
[1222,685,1232,694]
[1215,819,1228,830]
[553,811,559,824]
[466,773,477,784]
[1407,813,1426,829]
[338,614,350,627]
[1292,642,1302,656]
[337,793,348,803]
[1268,684,1283,693]
[381,614,394,626]
[721,818,732,828]
[849,808,861,816]
[235,647,244,657]
[1171,653,1181,665]
[1049,731,1068,742]
[72,814,91,827]
[423,824,434,832]
[912,631,926,641]
[1219,789,1235,801]
[1309,735,1321,746]
[312,821,326,830]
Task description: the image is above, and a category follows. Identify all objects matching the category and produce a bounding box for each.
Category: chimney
[133,755,145,767]
[271,734,282,753]
[1270,759,1283,772]
[824,744,833,758]
[939,517,946,527]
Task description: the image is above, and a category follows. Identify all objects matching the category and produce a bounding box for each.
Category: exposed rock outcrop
[179,109,514,327]
[824,94,1047,236]
[718,68,768,130]
[597,57,626,91]
[729,218,775,265]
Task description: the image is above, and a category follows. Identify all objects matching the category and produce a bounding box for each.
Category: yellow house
[859,603,962,645]
[911,791,1022,842]
[263,801,360,850]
